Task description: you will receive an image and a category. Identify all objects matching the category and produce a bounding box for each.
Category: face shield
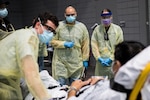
[101,12,112,26]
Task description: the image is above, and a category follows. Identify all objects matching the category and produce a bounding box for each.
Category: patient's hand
[70,76,104,91]
[70,79,91,91]
[90,76,104,85]
[67,77,104,99]
[67,79,91,99]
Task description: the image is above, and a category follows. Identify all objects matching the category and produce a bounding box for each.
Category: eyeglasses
[43,24,56,34]
[104,33,109,40]
[66,14,75,17]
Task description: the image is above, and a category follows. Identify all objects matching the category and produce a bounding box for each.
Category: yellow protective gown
[38,42,48,57]
[91,23,124,78]
[0,28,14,40]
[51,21,90,81]
[0,28,50,100]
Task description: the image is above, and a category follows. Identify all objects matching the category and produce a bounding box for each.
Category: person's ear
[35,22,41,29]
[64,13,66,17]
[110,16,113,19]
[35,22,42,34]
[75,12,77,17]
[115,60,121,72]
[35,21,40,26]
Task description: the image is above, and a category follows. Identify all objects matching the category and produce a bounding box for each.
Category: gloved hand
[98,57,110,67]
[105,58,112,66]
[98,57,104,63]
[64,41,74,48]
[46,42,49,46]
[83,61,88,69]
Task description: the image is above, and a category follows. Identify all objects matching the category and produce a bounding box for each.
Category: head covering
[101,8,112,16]
[0,0,9,5]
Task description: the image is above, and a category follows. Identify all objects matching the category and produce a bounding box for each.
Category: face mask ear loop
[38,17,45,31]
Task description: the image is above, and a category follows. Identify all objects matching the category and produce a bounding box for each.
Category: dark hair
[101,8,112,15]
[32,12,59,27]
[115,41,145,65]
[0,0,9,5]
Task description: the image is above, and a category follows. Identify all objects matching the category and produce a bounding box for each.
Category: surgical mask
[38,30,54,44]
[66,16,76,23]
[0,8,8,18]
[101,18,111,26]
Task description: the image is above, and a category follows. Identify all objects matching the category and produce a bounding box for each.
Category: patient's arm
[67,76,104,99]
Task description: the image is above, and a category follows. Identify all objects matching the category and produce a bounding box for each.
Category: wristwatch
[67,86,78,93]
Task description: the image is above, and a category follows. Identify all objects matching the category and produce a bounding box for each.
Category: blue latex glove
[105,58,112,65]
[83,61,88,69]
[64,41,74,48]
[98,57,104,63]
[98,57,110,67]
[46,42,49,46]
